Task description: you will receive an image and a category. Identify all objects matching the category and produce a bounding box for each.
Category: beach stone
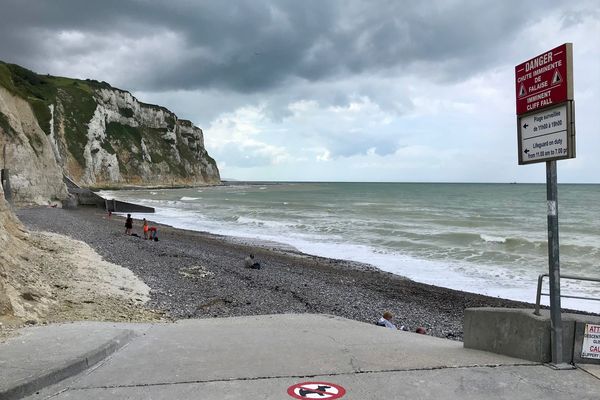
[15,207,542,341]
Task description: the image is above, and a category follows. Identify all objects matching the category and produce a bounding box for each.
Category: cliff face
[0,181,158,331]
[0,86,68,204]
[0,180,28,320]
[0,62,220,204]
[56,87,220,187]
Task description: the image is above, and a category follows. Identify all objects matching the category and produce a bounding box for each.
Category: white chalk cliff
[0,62,220,205]
[0,86,68,204]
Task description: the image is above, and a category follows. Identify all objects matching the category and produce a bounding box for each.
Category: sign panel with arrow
[517,103,574,164]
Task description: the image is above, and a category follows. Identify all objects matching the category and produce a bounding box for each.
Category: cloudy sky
[1,0,598,182]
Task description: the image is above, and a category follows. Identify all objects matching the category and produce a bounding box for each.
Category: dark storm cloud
[0,0,568,93]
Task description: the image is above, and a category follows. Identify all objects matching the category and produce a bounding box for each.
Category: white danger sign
[581,323,600,359]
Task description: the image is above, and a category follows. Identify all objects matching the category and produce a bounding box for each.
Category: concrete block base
[464,308,600,364]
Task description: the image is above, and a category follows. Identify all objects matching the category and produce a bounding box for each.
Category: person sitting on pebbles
[376,311,408,331]
[244,254,261,269]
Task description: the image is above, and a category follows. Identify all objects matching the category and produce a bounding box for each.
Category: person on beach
[148,226,158,241]
[244,254,261,269]
[143,219,149,240]
[125,214,133,235]
[376,311,406,331]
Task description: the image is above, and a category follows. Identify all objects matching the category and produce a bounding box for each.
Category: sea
[100,182,600,313]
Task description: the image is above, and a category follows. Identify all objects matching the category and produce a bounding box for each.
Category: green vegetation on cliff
[118,107,134,118]
[106,122,142,144]
[103,123,190,177]
[0,62,100,165]
[0,63,112,127]
[105,122,144,171]
[0,63,56,134]
[59,87,98,166]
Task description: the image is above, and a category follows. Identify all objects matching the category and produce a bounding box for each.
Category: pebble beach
[17,206,535,340]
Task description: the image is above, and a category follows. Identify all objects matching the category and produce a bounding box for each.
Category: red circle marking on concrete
[287,381,346,399]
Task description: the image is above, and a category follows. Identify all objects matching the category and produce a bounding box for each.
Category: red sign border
[514,43,573,116]
[287,381,347,399]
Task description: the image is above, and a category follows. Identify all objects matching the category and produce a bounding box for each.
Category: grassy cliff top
[0,61,174,129]
[0,61,111,100]
[0,62,113,138]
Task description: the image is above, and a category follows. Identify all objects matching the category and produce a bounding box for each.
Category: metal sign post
[546,160,563,364]
[515,43,575,368]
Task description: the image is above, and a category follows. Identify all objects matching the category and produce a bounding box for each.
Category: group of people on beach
[377,311,427,335]
[122,213,423,334]
[124,214,159,241]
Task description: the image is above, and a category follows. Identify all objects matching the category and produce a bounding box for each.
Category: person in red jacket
[148,226,158,241]
[143,219,149,239]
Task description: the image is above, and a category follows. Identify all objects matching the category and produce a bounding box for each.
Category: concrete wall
[63,175,153,213]
[104,199,154,213]
[463,308,600,364]
[71,188,105,207]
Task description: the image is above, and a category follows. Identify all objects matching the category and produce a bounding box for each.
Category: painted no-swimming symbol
[287,381,346,399]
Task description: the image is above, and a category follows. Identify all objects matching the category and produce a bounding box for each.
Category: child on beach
[143,219,149,239]
[125,214,133,235]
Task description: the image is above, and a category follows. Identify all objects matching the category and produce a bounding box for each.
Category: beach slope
[15,207,534,340]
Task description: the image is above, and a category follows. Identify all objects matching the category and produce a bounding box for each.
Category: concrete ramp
[0,322,136,400]
[4,315,598,399]
[63,315,531,388]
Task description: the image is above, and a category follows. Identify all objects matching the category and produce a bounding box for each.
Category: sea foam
[480,234,507,243]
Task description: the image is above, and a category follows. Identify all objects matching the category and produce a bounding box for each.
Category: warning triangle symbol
[518,83,527,97]
[552,70,562,85]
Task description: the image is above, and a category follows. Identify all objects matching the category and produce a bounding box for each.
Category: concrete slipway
[1,314,598,399]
